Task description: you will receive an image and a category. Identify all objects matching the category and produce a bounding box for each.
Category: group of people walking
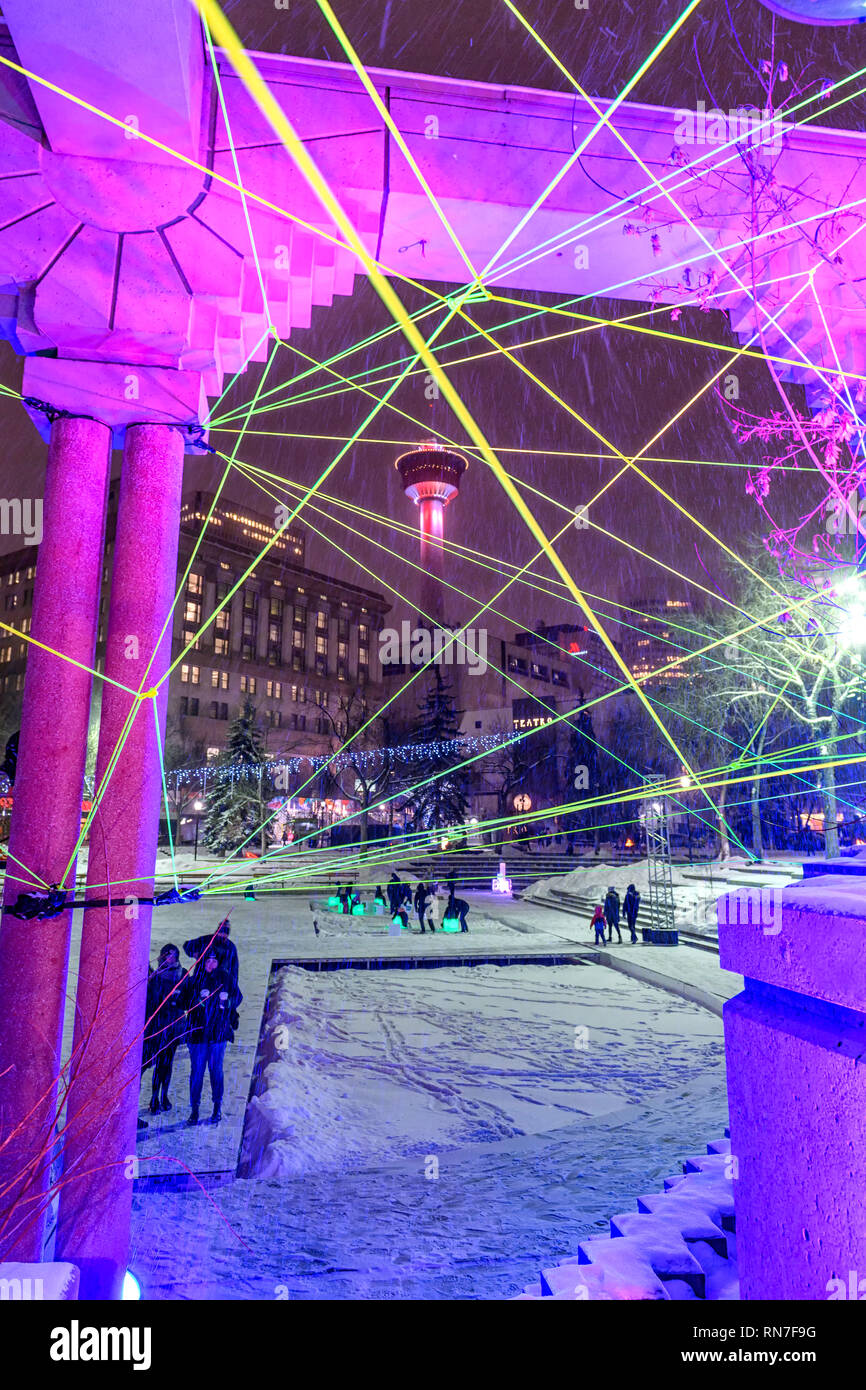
[590,884,641,944]
[141,918,243,1127]
[386,873,470,933]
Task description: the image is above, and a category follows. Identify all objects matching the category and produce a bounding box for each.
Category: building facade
[0,488,391,767]
[379,619,627,822]
[617,598,697,688]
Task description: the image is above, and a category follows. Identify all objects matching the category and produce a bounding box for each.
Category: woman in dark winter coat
[178,952,243,1125]
[603,886,622,943]
[142,944,187,1114]
[623,884,641,943]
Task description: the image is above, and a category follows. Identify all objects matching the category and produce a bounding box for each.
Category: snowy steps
[529,886,720,955]
[516,1138,738,1301]
[542,886,669,930]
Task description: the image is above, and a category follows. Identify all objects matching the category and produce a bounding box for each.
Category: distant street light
[839,598,866,649]
[193,799,204,860]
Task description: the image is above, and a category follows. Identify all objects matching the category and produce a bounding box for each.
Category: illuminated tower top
[396,442,468,505]
[396,443,468,628]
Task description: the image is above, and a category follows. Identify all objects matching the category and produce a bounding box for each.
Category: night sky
[0,0,859,640]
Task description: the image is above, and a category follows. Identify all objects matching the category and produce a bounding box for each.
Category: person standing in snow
[414,880,431,932]
[603,886,622,943]
[427,885,444,933]
[387,873,403,918]
[623,884,641,943]
[590,904,607,945]
[142,943,187,1114]
[179,950,242,1126]
[184,918,239,987]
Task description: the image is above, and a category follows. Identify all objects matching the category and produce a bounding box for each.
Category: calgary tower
[396,442,468,626]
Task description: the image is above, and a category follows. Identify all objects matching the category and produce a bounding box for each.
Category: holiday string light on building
[159,731,525,788]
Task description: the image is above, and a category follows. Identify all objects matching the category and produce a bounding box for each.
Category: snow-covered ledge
[718,875,866,1299]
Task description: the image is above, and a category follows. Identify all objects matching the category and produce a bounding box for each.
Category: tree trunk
[717,784,731,861]
[818,710,840,859]
[750,726,766,861]
[822,759,839,858]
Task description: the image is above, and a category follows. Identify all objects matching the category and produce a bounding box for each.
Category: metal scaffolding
[643,777,676,933]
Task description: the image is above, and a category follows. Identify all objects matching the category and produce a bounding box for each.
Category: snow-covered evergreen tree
[410,670,468,831]
[203,699,270,854]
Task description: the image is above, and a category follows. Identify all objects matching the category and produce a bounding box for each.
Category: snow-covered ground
[241,959,723,1180]
[130,1068,729,1301]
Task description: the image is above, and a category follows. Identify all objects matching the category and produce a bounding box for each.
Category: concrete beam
[1,0,205,164]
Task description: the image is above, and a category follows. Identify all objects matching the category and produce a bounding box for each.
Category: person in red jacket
[178,950,242,1126]
[590,904,606,945]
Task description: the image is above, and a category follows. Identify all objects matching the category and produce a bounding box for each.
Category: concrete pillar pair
[0,417,184,1301]
[718,878,866,1299]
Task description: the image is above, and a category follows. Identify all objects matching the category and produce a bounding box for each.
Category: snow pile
[521,857,800,937]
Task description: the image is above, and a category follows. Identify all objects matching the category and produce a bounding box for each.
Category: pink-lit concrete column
[55,422,184,1300]
[718,879,866,1299]
[0,415,110,1263]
